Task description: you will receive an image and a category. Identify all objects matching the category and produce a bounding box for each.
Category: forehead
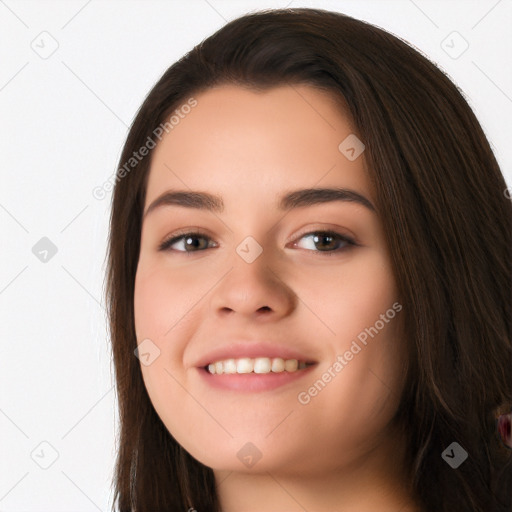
[145,84,371,208]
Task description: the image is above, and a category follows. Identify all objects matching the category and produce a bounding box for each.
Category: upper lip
[194,341,318,368]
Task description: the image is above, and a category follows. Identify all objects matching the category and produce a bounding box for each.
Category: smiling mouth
[204,357,316,375]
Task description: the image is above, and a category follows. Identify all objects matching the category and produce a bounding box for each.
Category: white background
[1,0,511,510]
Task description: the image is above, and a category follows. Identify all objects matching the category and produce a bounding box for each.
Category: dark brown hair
[105,8,512,511]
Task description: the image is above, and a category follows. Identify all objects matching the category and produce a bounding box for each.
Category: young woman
[105,8,512,511]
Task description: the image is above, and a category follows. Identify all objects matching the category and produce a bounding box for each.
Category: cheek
[134,261,200,338]
[294,253,404,440]
[297,250,399,350]
[133,263,184,387]
[133,268,160,339]
[133,263,194,434]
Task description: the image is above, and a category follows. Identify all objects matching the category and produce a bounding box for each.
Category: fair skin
[134,84,420,511]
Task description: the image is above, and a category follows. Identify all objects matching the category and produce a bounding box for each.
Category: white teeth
[284,359,298,372]
[223,358,237,374]
[206,357,311,375]
[271,357,285,373]
[254,357,271,373]
[236,358,253,374]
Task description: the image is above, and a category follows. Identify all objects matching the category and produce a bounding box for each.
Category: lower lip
[197,365,317,392]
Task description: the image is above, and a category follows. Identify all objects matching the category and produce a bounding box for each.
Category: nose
[208,248,297,321]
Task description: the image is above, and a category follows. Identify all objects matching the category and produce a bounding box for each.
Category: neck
[213,425,421,512]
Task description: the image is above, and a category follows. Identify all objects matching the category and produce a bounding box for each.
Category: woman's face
[134,84,407,476]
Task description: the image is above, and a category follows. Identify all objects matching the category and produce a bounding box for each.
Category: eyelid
[287,225,359,247]
[158,228,216,252]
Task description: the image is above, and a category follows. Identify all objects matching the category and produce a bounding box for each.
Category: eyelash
[158,229,357,256]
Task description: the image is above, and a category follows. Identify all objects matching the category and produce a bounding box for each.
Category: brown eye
[293,231,356,253]
[159,230,356,255]
[159,232,214,252]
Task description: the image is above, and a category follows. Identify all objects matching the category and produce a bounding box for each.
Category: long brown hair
[105,8,512,511]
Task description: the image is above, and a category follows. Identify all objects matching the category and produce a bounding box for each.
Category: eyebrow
[143,187,376,220]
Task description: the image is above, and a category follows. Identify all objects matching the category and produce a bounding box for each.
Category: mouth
[204,357,316,375]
